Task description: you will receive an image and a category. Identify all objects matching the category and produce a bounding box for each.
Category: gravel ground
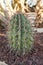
[0,29,43,65]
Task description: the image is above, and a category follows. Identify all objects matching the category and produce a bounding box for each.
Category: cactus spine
[7,13,34,55]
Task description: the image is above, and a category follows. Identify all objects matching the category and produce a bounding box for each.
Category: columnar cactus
[7,13,34,55]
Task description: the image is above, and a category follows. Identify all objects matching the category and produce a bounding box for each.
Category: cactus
[7,13,34,55]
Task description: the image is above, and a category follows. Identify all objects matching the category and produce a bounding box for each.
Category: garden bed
[0,29,43,65]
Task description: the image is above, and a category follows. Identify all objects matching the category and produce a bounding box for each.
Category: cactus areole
[7,12,34,55]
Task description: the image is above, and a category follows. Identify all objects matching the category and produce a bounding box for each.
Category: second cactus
[7,13,34,55]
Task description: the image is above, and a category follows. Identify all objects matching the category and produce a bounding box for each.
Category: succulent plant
[7,13,34,55]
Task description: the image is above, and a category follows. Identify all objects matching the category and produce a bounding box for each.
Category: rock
[0,61,8,65]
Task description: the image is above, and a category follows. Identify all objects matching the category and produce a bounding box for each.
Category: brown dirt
[36,22,43,28]
[0,29,43,65]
